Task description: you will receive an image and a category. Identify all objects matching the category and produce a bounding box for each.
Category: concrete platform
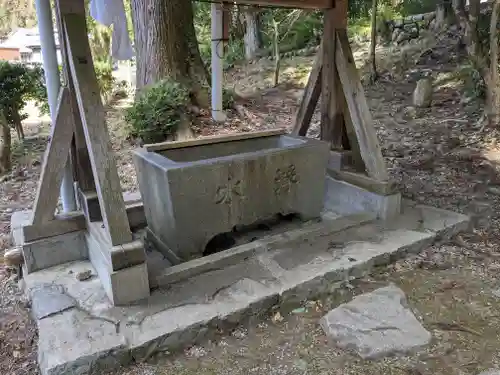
[21,202,469,375]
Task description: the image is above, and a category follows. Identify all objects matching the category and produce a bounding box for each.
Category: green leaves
[0,61,47,125]
[125,79,191,143]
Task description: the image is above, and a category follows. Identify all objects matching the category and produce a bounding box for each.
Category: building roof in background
[0,28,59,49]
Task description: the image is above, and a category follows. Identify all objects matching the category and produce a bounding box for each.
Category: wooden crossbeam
[335,29,388,181]
[62,11,132,246]
[31,87,75,225]
[221,0,333,9]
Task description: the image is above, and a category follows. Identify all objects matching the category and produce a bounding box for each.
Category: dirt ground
[3,30,500,374]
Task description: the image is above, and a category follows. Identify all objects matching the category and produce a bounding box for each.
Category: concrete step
[21,201,469,375]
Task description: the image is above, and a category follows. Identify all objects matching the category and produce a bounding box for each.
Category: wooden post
[31,88,75,225]
[55,1,95,193]
[292,43,322,136]
[60,4,132,246]
[320,7,344,149]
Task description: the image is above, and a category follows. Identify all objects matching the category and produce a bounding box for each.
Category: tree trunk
[453,0,484,73]
[11,107,24,141]
[0,110,11,174]
[243,7,262,60]
[130,0,209,107]
[436,0,454,30]
[272,19,280,87]
[369,0,378,82]
[487,0,500,127]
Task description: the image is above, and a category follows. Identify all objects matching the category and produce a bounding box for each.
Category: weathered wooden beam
[335,29,389,181]
[31,87,75,225]
[321,8,344,149]
[222,0,333,9]
[56,8,95,193]
[292,43,322,136]
[62,11,132,246]
[341,93,365,171]
[327,169,397,196]
[144,128,286,152]
[23,212,86,243]
[332,0,348,28]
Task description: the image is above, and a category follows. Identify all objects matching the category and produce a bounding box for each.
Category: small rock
[413,78,433,108]
[403,106,418,120]
[293,359,308,371]
[185,345,207,358]
[478,370,500,375]
[320,284,431,359]
[75,269,92,281]
[487,186,500,196]
[231,328,247,339]
[491,289,500,298]
[272,311,284,323]
[466,200,492,230]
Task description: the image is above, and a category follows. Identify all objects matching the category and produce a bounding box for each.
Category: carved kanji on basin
[274,164,298,195]
[215,173,243,205]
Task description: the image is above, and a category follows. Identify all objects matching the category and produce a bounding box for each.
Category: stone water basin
[133,130,329,264]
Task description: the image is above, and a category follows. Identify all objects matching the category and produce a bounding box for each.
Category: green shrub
[125,79,191,143]
[0,61,47,125]
[94,60,115,96]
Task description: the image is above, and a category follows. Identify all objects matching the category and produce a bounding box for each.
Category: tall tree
[130,0,209,106]
[368,0,378,83]
[487,0,500,127]
[453,0,500,128]
[242,7,263,60]
[435,0,454,30]
[0,110,10,174]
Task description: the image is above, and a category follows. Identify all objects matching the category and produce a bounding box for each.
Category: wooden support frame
[30,0,133,248]
[63,11,132,246]
[293,0,389,182]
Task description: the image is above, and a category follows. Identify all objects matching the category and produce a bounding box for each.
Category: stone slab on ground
[30,284,76,320]
[21,202,469,375]
[320,284,432,359]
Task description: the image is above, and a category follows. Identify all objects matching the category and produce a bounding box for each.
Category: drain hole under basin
[202,213,302,257]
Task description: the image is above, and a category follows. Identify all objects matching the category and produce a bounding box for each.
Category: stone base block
[324,176,401,220]
[11,211,88,273]
[86,222,150,305]
[22,202,469,375]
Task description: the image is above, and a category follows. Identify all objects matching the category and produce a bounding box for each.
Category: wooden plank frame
[292,0,389,182]
[31,0,133,248]
[144,128,286,152]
